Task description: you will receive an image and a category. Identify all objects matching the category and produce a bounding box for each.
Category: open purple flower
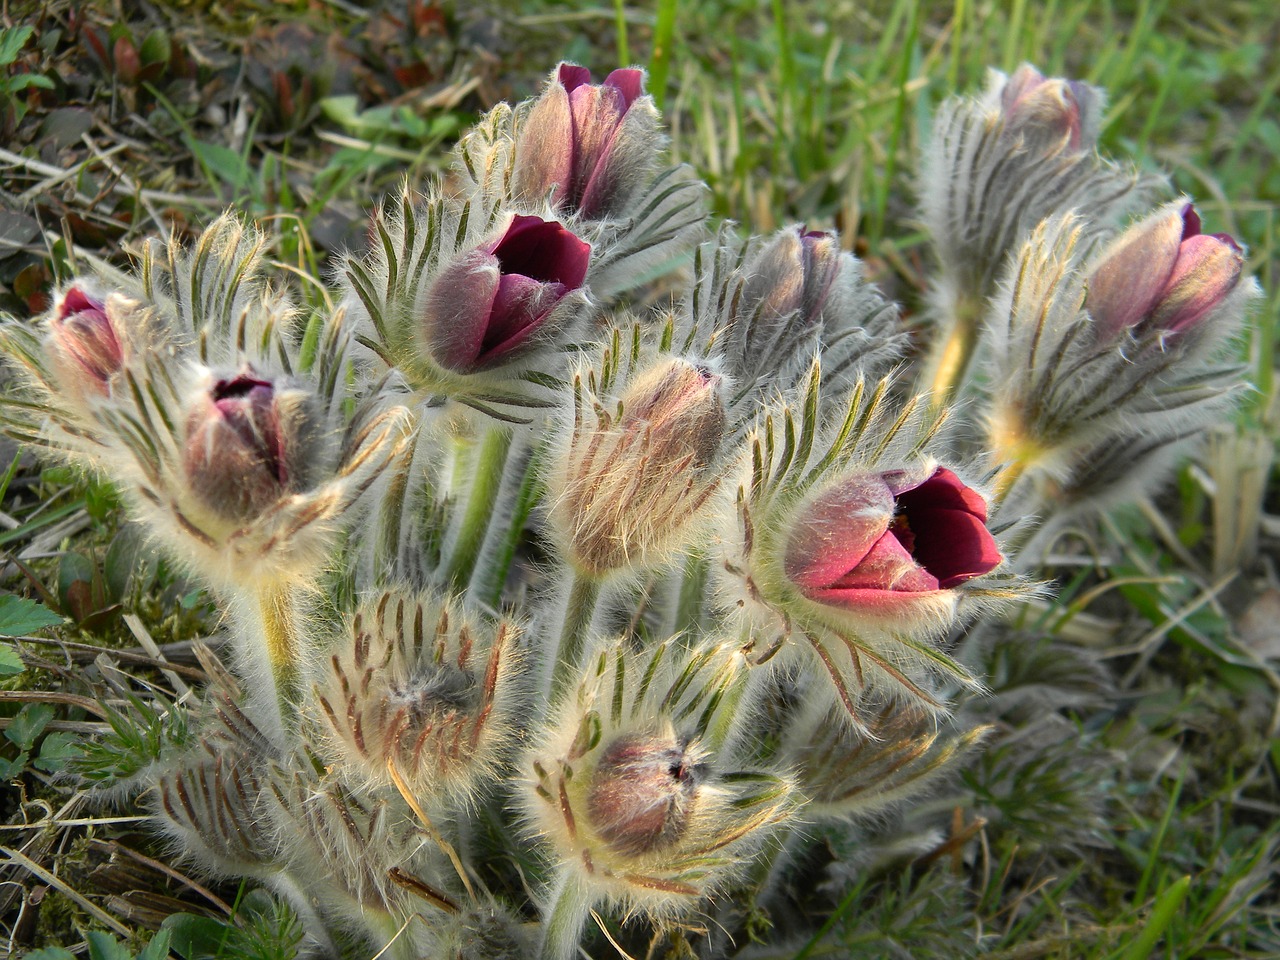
[784,467,1002,613]
[1088,202,1244,340]
[420,214,591,374]
[49,287,124,391]
[513,63,657,219]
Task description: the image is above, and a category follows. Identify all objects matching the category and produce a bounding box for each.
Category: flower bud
[513,63,660,219]
[313,589,517,804]
[999,63,1092,150]
[552,357,726,577]
[740,227,842,334]
[48,286,124,390]
[1087,202,1244,340]
[586,733,703,855]
[182,370,319,527]
[420,214,591,373]
[785,466,1002,613]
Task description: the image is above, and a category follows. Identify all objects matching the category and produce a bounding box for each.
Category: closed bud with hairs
[521,637,796,959]
[547,351,727,578]
[313,587,518,805]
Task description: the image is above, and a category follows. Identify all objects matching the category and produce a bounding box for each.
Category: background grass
[1,1,1278,957]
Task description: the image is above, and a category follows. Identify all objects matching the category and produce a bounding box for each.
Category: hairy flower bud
[313,589,517,804]
[999,63,1093,150]
[182,371,320,527]
[1088,201,1245,340]
[420,214,591,373]
[521,638,794,925]
[513,63,660,219]
[785,466,1002,610]
[586,733,703,855]
[48,286,124,390]
[551,356,726,577]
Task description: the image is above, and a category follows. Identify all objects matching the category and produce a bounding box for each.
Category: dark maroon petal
[1180,203,1201,239]
[900,507,1002,588]
[603,68,644,108]
[895,467,988,522]
[490,215,590,289]
[558,63,592,93]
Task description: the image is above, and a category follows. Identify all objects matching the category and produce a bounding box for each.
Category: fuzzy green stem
[550,572,603,703]
[258,583,302,732]
[674,551,709,636]
[443,426,512,591]
[539,870,596,960]
[476,437,544,609]
[921,290,983,407]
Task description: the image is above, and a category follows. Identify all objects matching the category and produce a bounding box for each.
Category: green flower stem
[549,571,603,704]
[258,582,302,736]
[920,290,983,407]
[443,425,513,592]
[539,869,596,960]
[475,434,544,608]
[675,550,709,636]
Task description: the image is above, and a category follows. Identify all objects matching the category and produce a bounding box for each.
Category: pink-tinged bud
[554,357,726,577]
[421,214,591,373]
[785,467,1001,611]
[999,64,1088,150]
[586,733,702,855]
[49,287,124,390]
[742,227,842,332]
[513,63,658,219]
[183,372,311,525]
[1088,203,1244,340]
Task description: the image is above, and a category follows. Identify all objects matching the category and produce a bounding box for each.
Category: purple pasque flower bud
[182,370,315,526]
[999,63,1092,150]
[1087,202,1245,340]
[49,286,124,390]
[421,214,591,373]
[586,733,703,856]
[513,63,658,219]
[784,466,1002,612]
[741,227,842,332]
[552,356,727,578]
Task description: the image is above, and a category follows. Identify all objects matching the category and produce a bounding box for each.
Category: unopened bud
[586,733,703,855]
[1088,201,1245,340]
[49,286,124,390]
[999,63,1093,150]
[182,371,319,526]
[554,357,726,577]
[513,63,660,219]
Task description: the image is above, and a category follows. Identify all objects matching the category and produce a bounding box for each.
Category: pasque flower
[513,63,659,219]
[183,372,318,527]
[420,214,591,373]
[1087,201,1245,340]
[549,355,726,578]
[48,286,124,389]
[785,466,1002,610]
[999,63,1093,150]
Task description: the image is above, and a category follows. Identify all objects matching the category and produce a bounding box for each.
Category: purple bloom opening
[1088,202,1245,340]
[421,215,591,373]
[785,467,1002,611]
[51,287,123,389]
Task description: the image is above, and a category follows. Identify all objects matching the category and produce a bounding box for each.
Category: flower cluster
[0,57,1256,960]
